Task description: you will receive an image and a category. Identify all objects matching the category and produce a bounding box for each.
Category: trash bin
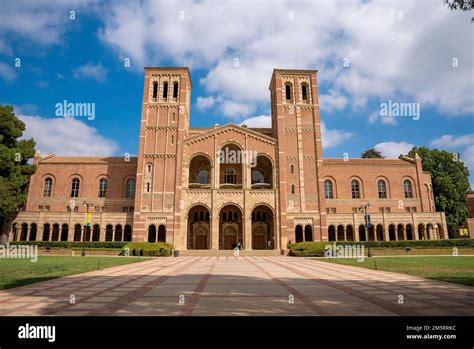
[174,250,179,257]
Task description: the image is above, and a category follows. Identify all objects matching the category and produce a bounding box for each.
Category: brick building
[8,67,448,249]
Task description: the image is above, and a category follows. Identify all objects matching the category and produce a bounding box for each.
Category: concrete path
[1,256,473,316]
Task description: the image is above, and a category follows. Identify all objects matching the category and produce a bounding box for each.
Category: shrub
[119,242,173,257]
[288,239,473,257]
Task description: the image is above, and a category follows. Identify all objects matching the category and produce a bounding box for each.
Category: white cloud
[321,122,354,149]
[19,114,118,156]
[195,94,256,119]
[0,1,86,46]
[219,99,256,119]
[462,144,474,173]
[374,141,414,159]
[195,96,216,110]
[319,90,348,113]
[98,1,473,117]
[72,62,107,82]
[0,62,17,81]
[368,111,398,126]
[431,134,474,148]
[240,115,271,128]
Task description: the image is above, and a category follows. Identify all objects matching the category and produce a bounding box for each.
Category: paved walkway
[1,257,473,316]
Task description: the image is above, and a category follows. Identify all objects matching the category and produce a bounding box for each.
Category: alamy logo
[55,99,96,120]
[324,242,365,262]
[380,99,420,120]
[217,148,258,167]
[18,323,55,342]
[0,243,38,262]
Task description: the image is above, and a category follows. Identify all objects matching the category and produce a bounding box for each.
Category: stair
[176,249,285,257]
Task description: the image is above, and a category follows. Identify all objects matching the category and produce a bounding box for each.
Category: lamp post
[82,201,94,257]
[359,202,373,257]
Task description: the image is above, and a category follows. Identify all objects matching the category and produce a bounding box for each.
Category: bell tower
[133,67,192,242]
[269,69,327,244]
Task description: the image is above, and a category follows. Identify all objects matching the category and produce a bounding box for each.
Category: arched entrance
[389,224,396,241]
[219,204,243,249]
[397,224,405,240]
[376,224,384,241]
[337,225,345,241]
[346,225,354,241]
[147,225,156,242]
[251,205,275,249]
[295,225,304,242]
[187,205,210,250]
[304,225,313,242]
[358,225,366,241]
[418,224,425,240]
[406,224,414,240]
[157,225,166,242]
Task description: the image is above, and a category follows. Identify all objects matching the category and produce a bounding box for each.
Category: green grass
[0,256,144,290]
[319,256,474,286]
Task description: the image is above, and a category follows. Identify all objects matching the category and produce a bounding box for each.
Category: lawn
[0,256,144,290]
[319,256,474,286]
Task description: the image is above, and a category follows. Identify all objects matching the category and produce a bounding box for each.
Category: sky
[0,0,473,185]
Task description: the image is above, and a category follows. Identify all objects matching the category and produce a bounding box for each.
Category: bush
[289,239,474,257]
[119,242,173,257]
[5,241,128,249]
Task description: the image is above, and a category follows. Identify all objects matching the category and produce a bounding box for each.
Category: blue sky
[0,1,472,185]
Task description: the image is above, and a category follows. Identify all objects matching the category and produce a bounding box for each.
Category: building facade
[9,67,448,249]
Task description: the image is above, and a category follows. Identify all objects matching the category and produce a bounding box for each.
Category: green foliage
[289,239,474,256]
[0,105,36,239]
[407,147,470,236]
[444,0,473,11]
[7,241,128,249]
[361,148,384,158]
[120,242,173,257]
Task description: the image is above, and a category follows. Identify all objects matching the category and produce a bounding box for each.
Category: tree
[361,148,384,158]
[444,0,473,11]
[0,105,36,243]
[407,147,470,237]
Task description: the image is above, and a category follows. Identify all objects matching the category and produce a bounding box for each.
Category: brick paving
[1,256,473,316]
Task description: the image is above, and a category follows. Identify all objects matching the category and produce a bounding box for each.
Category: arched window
[301,84,308,100]
[171,135,174,145]
[126,179,136,198]
[324,180,333,199]
[224,168,236,184]
[351,179,360,199]
[98,178,107,198]
[173,82,178,98]
[285,83,292,100]
[71,178,80,198]
[290,164,294,174]
[404,179,413,198]
[378,180,387,199]
[146,182,151,193]
[146,163,152,174]
[291,184,295,194]
[43,177,52,197]
[196,170,209,184]
[172,112,176,122]
[163,82,168,98]
[251,170,265,184]
[152,81,158,99]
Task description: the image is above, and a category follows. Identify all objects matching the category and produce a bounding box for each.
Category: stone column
[211,204,219,250]
[244,214,252,250]
[343,226,347,241]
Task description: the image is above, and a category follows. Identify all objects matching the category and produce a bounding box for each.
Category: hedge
[289,239,474,257]
[4,241,128,249]
[119,242,173,257]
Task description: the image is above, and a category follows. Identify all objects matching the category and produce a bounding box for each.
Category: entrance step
[176,249,285,257]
